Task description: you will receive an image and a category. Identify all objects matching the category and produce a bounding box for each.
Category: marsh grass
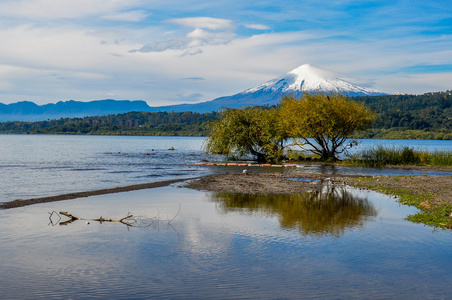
[406,203,452,229]
[346,145,452,167]
[352,176,452,230]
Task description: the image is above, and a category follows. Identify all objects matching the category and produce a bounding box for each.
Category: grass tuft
[351,176,452,230]
[346,145,452,167]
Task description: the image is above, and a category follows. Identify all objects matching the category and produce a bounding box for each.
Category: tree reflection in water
[209,185,378,237]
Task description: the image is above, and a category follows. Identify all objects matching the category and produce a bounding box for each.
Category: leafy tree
[204,107,287,162]
[280,93,376,160]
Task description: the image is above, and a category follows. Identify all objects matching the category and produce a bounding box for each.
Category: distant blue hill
[145,90,284,113]
[0,95,268,122]
[0,100,151,122]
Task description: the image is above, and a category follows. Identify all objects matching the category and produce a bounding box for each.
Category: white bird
[243,169,248,175]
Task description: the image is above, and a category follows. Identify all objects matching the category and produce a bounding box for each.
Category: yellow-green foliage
[204,93,378,162]
[279,93,377,159]
[204,107,288,162]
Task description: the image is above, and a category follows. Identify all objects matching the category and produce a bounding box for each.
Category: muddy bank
[185,172,452,204]
[184,172,358,194]
[3,169,451,219]
[1,178,197,209]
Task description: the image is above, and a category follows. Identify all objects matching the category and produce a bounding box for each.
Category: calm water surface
[1,135,452,203]
[0,185,451,299]
[0,135,211,202]
[1,135,452,298]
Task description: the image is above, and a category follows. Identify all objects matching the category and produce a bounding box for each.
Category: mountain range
[0,64,386,122]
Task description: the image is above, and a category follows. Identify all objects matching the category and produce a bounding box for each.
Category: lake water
[1,134,452,203]
[1,135,452,299]
[1,185,451,299]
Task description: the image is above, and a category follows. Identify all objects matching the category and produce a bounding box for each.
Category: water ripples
[1,185,452,299]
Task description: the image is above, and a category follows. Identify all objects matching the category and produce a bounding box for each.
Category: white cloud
[132,38,187,53]
[182,47,203,56]
[167,17,234,30]
[186,28,235,46]
[0,1,451,105]
[376,73,452,95]
[101,10,149,22]
[245,24,270,30]
[0,0,141,20]
[176,91,204,102]
[131,18,236,56]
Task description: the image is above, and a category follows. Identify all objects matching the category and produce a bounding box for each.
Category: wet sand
[2,170,452,210]
[184,172,358,194]
[187,172,452,203]
[1,177,197,209]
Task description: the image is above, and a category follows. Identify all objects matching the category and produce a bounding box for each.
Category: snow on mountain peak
[244,64,386,96]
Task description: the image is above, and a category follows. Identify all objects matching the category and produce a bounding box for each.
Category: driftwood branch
[58,211,134,226]
[50,207,181,229]
[91,214,134,223]
[60,211,82,221]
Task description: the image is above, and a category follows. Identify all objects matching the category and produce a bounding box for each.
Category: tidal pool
[1,185,451,299]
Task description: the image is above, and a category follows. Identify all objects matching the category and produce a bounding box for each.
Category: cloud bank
[0,0,450,105]
[131,17,236,56]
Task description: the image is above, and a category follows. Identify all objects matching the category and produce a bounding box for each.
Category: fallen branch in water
[60,211,133,223]
[50,207,180,229]
[57,211,135,226]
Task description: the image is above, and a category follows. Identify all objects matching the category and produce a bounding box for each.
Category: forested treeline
[0,91,451,139]
[0,111,218,136]
[354,91,452,139]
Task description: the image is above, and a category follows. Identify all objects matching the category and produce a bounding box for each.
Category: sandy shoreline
[2,169,452,219]
[186,171,452,203]
[184,172,360,194]
[0,172,364,209]
[0,177,199,209]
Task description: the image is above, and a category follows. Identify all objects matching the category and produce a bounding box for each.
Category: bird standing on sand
[243,169,248,175]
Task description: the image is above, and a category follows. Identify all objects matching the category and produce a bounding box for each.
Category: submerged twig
[168,203,181,225]
[48,211,61,226]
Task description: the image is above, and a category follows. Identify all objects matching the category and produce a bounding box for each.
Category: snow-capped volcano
[144,64,387,113]
[243,64,385,97]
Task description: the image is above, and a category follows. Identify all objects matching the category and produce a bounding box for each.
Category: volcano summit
[151,64,387,113]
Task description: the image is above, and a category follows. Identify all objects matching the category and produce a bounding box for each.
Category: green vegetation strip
[349,176,452,230]
[345,145,452,167]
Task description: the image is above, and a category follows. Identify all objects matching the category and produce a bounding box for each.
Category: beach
[3,166,452,212]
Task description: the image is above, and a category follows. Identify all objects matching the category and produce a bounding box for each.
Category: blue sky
[0,0,450,105]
